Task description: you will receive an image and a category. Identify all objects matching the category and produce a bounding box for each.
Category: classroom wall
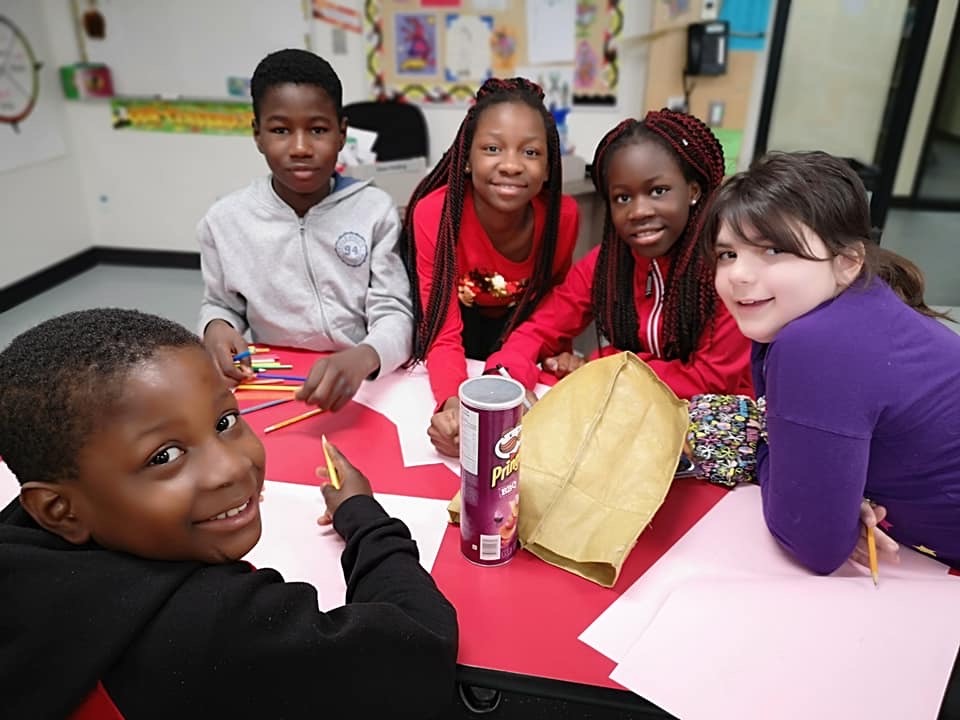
[935,12,960,137]
[893,0,959,197]
[7,1,954,289]
[765,0,908,162]
[0,2,92,291]
[27,0,652,263]
[642,2,760,130]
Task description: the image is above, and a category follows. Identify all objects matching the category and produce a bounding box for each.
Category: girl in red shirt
[401,77,579,456]
[487,109,752,400]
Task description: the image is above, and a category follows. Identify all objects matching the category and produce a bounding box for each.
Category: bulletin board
[364,0,623,106]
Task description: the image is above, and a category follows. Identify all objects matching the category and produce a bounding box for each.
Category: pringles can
[458,375,524,566]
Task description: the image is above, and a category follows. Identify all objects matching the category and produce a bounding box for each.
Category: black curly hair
[250,48,343,122]
[0,309,203,485]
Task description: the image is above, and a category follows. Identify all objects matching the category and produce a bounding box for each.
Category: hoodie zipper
[299,215,330,333]
[645,258,664,358]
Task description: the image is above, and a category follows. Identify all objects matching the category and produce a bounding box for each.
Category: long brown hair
[589,110,726,361]
[701,150,950,321]
[399,77,564,362]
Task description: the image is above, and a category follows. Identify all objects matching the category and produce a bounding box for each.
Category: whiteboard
[79,0,309,99]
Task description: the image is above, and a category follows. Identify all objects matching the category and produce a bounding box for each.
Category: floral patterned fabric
[687,394,767,487]
[458,268,528,309]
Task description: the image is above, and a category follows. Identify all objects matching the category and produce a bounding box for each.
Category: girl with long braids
[487,109,751,400]
[401,77,579,457]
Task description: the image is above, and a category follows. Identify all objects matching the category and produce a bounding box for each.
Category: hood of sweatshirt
[253,172,373,218]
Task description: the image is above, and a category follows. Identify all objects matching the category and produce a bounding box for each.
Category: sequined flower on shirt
[458,269,528,307]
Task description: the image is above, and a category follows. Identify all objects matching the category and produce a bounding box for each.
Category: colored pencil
[322,434,341,489]
[239,397,294,415]
[264,407,324,434]
[866,525,880,587]
[253,373,308,382]
[235,384,302,392]
[233,349,252,361]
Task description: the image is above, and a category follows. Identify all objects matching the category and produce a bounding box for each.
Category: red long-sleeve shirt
[486,245,753,400]
[413,185,579,405]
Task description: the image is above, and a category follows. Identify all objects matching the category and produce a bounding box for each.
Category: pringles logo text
[491,424,521,487]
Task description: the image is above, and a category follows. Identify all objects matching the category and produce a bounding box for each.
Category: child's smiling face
[713,220,862,343]
[60,346,266,563]
[468,100,549,216]
[605,140,701,258]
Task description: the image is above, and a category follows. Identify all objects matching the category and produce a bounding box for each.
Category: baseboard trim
[96,247,200,270]
[0,247,201,313]
[890,196,960,212]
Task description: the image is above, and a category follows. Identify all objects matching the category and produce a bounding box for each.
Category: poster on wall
[110,98,253,135]
[365,0,621,105]
[0,5,67,173]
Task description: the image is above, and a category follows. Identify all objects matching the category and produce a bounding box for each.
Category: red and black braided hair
[399,77,564,362]
[589,109,725,362]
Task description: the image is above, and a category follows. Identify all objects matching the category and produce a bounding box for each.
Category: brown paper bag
[447,352,687,586]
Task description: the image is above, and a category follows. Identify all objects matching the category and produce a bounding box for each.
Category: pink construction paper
[610,576,960,720]
[580,485,954,664]
[0,462,18,505]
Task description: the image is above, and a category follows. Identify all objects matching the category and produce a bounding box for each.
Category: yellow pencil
[264,407,324,434]
[866,525,880,587]
[236,384,302,392]
[321,434,341,490]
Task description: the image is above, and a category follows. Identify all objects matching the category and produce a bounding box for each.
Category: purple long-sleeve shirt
[754,279,960,574]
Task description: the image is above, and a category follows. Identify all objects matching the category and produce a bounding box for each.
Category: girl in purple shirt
[703,151,960,574]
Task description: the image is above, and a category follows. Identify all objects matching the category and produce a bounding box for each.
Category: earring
[464,164,471,175]
[690,198,699,206]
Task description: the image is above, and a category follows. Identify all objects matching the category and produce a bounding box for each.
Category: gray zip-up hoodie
[198,174,413,376]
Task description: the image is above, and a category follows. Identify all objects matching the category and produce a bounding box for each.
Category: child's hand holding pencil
[850,499,901,583]
[203,320,255,384]
[316,441,374,528]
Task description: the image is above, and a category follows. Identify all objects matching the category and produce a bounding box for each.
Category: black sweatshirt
[0,495,459,719]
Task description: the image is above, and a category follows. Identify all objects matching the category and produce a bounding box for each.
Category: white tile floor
[0,265,203,349]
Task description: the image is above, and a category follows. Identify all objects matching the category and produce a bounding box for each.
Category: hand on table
[849,500,900,569]
[203,320,254,384]
[316,442,374,528]
[542,351,585,379]
[522,389,539,413]
[295,345,380,412]
[428,397,460,458]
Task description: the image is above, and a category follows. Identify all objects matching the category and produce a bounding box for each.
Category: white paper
[525,0,576,65]
[514,65,574,109]
[244,480,451,610]
[339,126,378,168]
[580,484,955,664]
[0,462,19,505]
[611,576,960,720]
[444,14,493,82]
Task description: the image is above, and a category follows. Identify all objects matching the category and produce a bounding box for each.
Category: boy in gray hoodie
[199,49,413,411]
